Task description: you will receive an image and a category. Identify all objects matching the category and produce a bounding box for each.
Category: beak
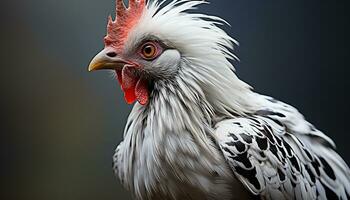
[88,47,128,72]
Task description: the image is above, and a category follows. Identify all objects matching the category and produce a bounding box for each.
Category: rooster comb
[105,0,146,50]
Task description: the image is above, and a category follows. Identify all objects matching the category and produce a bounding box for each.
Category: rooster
[88,0,350,199]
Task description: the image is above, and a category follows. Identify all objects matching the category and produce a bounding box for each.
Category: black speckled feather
[214,98,350,200]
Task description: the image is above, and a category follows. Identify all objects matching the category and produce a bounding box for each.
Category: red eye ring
[140,42,159,60]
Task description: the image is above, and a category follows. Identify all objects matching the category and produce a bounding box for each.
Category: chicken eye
[140,42,158,60]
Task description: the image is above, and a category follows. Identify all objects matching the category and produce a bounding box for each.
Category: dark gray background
[2,0,348,199]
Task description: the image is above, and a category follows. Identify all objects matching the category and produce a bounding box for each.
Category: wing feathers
[215,115,349,200]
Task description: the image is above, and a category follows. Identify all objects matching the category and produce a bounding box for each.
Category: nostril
[107,52,117,57]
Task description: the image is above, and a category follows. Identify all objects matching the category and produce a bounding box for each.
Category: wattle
[116,67,149,105]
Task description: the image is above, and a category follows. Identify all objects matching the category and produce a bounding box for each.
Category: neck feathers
[119,59,261,196]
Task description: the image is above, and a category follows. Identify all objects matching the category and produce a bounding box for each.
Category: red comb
[105,0,146,52]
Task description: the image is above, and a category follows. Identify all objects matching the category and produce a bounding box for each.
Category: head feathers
[106,0,261,115]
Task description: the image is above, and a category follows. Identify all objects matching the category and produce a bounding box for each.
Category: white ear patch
[145,49,181,78]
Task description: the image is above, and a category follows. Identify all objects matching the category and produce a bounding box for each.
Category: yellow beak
[88,47,127,72]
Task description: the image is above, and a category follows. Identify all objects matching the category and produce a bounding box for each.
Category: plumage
[88,0,350,199]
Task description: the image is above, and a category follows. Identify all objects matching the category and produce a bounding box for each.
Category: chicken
[88,0,350,199]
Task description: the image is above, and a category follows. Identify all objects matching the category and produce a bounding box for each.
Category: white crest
[125,0,263,116]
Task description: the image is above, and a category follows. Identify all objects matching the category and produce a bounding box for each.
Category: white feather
[111,1,350,199]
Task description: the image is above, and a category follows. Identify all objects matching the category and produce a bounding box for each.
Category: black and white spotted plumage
[215,97,350,200]
[89,1,350,199]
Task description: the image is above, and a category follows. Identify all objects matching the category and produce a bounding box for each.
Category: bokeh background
[2,0,348,200]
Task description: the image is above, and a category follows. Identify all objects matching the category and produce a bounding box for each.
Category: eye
[140,42,160,60]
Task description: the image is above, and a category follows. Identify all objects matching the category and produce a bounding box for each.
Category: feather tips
[215,112,350,200]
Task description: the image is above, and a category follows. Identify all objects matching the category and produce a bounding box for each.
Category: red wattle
[121,67,137,90]
[117,69,135,104]
[124,88,137,104]
[116,66,149,105]
[135,78,149,105]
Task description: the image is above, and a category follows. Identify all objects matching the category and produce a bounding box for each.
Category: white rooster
[88,0,350,199]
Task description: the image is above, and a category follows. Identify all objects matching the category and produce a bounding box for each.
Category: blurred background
[1,0,348,199]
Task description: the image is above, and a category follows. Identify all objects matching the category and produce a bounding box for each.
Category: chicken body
[113,72,350,200]
[113,78,253,200]
[88,0,350,199]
